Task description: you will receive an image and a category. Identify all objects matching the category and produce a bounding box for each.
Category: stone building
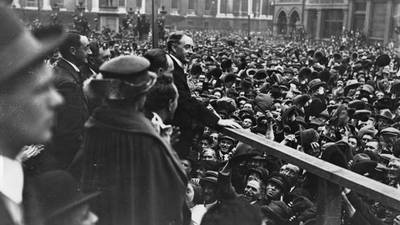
[273,0,400,43]
[12,0,275,34]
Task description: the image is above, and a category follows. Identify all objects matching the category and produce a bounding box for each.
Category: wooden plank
[222,128,400,210]
[315,179,342,225]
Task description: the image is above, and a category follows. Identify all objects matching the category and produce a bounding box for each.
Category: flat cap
[380,127,400,136]
[100,55,150,77]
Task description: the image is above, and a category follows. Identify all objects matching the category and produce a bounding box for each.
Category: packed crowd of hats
[163,31,400,225]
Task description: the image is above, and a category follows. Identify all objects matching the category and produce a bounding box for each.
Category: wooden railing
[221,127,400,224]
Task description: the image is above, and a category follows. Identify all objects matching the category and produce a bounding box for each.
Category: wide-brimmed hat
[34,170,100,220]
[375,109,394,122]
[89,55,157,100]
[344,79,360,95]
[0,7,65,84]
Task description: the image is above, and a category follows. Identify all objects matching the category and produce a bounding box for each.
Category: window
[25,0,37,7]
[100,0,117,7]
[241,0,248,15]
[220,0,227,14]
[262,0,268,15]
[205,0,212,10]
[252,0,260,16]
[136,0,141,8]
[171,0,178,9]
[188,0,195,9]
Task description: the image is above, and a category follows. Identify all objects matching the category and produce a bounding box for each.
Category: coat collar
[56,58,83,84]
[86,105,187,182]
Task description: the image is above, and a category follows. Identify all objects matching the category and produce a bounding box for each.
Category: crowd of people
[1,2,400,225]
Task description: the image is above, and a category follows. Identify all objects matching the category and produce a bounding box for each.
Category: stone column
[303,9,309,30]
[248,0,252,16]
[347,0,353,30]
[92,0,99,12]
[42,0,51,10]
[315,9,322,40]
[364,0,372,36]
[384,0,393,43]
[214,0,220,15]
[141,0,145,13]
[343,9,348,31]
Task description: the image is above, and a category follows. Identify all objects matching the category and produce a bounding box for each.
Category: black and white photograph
[0,0,400,225]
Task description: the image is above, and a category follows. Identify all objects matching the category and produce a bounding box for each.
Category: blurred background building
[12,0,273,34]
[273,0,400,43]
[11,0,400,43]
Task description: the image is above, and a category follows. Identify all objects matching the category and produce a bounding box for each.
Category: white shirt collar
[62,58,80,73]
[0,155,24,204]
[169,54,184,69]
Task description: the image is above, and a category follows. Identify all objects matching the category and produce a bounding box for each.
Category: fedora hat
[0,7,65,84]
[344,79,360,95]
[308,79,326,92]
[34,170,100,220]
[375,109,394,122]
[89,55,157,100]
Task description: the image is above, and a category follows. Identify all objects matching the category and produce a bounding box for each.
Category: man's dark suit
[47,58,89,169]
[170,56,219,157]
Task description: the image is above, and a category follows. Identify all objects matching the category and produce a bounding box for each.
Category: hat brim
[48,191,100,219]
[0,26,66,84]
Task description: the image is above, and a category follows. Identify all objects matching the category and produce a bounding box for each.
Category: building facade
[273,0,400,43]
[12,0,274,34]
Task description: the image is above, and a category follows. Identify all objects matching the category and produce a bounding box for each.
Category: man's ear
[157,67,164,76]
[70,46,77,56]
[168,98,174,112]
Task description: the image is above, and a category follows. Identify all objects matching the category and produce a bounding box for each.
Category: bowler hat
[348,100,366,110]
[391,80,400,95]
[374,98,394,111]
[375,54,390,67]
[89,55,157,100]
[0,7,65,84]
[306,98,326,116]
[34,170,100,220]
[353,109,371,121]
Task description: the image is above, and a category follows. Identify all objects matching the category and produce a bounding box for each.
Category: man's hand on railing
[217,119,242,129]
[341,190,356,218]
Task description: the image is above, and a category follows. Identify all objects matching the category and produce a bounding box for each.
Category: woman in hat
[81,55,187,225]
